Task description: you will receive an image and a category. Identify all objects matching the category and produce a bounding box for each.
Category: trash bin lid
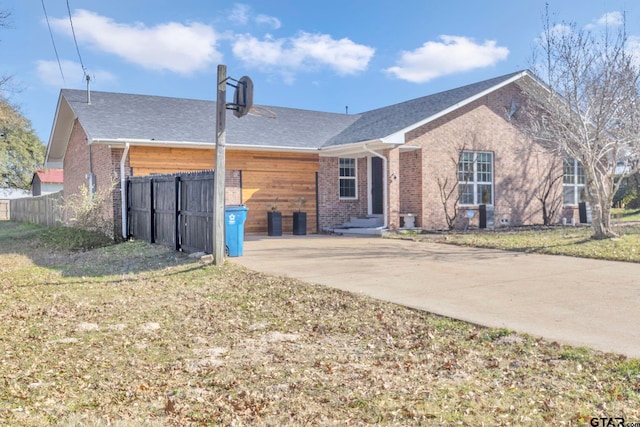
[225,204,248,211]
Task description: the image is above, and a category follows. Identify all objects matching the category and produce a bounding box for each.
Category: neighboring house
[45,69,575,238]
[31,169,64,196]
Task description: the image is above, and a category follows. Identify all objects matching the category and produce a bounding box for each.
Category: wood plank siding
[129,146,319,235]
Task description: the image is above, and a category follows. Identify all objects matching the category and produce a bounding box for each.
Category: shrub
[40,226,114,251]
[63,180,116,239]
[614,175,640,208]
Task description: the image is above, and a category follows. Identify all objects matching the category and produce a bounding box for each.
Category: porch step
[341,216,384,228]
[329,227,383,236]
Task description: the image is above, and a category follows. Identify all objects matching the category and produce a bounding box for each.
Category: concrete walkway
[233,235,640,358]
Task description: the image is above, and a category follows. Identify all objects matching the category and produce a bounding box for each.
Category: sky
[1,0,639,144]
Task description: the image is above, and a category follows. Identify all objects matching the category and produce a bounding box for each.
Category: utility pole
[213,64,227,265]
[212,65,253,265]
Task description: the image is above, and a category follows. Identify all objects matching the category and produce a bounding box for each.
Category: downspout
[87,79,95,199]
[120,143,130,239]
[363,144,388,229]
[88,144,94,198]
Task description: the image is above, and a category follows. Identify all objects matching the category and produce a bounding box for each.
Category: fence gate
[153,176,180,249]
[178,172,213,253]
[0,200,8,220]
[126,171,215,253]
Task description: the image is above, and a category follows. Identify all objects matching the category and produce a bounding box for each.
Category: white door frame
[365,152,387,227]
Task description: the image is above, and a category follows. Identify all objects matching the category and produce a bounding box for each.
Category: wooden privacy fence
[0,200,9,220]
[9,191,63,226]
[127,171,215,253]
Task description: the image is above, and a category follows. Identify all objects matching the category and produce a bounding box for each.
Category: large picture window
[458,151,493,205]
[563,158,586,205]
[339,158,357,199]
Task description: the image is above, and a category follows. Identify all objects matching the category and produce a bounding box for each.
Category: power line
[41,0,65,86]
[66,0,87,77]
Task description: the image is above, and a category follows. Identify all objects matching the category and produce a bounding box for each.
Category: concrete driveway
[233,235,640,358]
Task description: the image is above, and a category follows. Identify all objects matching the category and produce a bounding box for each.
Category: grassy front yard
[398,224,640,263]
[612,208,640,223]
[1,221,639,425]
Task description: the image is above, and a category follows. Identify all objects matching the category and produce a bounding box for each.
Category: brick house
[45,69,573,238]
[317,70,566,231]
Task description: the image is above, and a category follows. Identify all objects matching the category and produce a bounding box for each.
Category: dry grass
[395,224,640,263]
[1,222,639,426]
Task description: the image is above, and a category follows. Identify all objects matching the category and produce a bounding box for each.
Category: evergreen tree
[0,99,45,190]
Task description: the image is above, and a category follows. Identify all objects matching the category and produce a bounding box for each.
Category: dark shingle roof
[61,89,361,149]
[324,71,525,147]
[59,71,527,151]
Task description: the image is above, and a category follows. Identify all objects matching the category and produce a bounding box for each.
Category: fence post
[174,175,180,251]
[149,178,155,244]
[126,179,131,238]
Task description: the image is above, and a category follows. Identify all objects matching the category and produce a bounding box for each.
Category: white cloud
[255,14,281,30]
[586,11,623,30]
[36,59,115,88]
[233,35,288,66]
[536,23,573,48]
[229,4,281,29]
[232,32,375,79]
[294,33,374,74]
[628,35,640,68]
[229,4,250,26]
[549,23,573,38]
[385,35,509,83]
[597,11,623,26]
[50,10,221,75]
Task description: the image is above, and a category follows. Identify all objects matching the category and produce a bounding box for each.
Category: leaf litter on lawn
[0,222,639,426]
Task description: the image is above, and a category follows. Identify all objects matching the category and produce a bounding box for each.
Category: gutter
[91,138,320,153]
[120,143,130,239]
[363,144,389,230]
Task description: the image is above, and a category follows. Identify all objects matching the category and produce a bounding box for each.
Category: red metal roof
[35,169,64,184]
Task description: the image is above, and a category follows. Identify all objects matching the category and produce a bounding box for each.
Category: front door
[371,157,383,215]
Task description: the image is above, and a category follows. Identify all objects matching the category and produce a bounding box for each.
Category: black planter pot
[267,211,282,236]
[292,212,307,235]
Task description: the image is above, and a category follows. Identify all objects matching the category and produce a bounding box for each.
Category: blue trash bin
[225,205,248,257]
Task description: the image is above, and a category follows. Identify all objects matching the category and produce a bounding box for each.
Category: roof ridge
[358,70,527,115]
[61,88,362,117]
[322,70,530,148]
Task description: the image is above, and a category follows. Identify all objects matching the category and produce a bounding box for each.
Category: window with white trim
[563,158,586,205]
[458,151,493,205]
[339,158,357,199]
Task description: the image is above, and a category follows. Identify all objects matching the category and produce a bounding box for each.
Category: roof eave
[319,139,399,157]
[91,138,213,148]
[91,138,320,153]
[226,143,319,153]
[45,94,77,168]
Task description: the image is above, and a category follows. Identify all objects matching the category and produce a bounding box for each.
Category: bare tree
[523,10,640,239]
[435,131,486,230]
[0,10,9,25]
[436,156,464,230]
[0,10,11,94]
[535,156,563,225]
